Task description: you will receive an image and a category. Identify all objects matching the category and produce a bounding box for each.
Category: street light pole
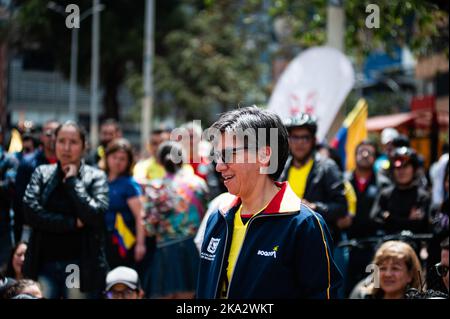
[141,0,154,154]
[325,0,346,141]
[48,2,104,123]
[90,0,101,149]
[69,27,78,120]
[326,0,345,52]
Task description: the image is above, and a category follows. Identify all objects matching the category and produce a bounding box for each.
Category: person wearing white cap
[381,128,400,146]
[104,266,144,299]
[374,128,399,173]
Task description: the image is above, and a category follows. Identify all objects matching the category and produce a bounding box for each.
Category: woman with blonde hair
[355,240,422,299]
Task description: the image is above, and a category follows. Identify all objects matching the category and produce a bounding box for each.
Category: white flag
[267,46,355,141]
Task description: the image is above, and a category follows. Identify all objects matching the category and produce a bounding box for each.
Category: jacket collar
[42,160,86,204]
[218,181,301,216]
[282,154,319,197]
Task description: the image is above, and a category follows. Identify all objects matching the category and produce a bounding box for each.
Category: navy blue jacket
[196,182,342,299]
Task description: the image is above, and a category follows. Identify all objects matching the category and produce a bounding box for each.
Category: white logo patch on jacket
[207,237,221,254]
[201,237,221,262]
[257,245,279,259]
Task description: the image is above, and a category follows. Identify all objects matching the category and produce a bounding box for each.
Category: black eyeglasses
[435,263,449,277]
[212,147,248,164]
[288,134,312,143]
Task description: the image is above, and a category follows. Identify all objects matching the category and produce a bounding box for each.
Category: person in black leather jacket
[279,113,347,240]
[23,121,109,299]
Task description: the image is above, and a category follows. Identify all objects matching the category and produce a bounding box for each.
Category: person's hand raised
[62,164,78,182]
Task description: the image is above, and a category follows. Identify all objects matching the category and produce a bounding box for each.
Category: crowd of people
[0,106,448,299]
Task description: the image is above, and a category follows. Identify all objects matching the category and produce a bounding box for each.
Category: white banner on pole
[267,46,355,141]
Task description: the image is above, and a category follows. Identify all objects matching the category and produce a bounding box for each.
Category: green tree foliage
[10,0,448,124]
[251,0,447,60]
[241,0,448,117]
[13,0,192,120]
[151,1,267,124]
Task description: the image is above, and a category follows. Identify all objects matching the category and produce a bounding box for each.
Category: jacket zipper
[214,212,229,299]
[225,211,297,299]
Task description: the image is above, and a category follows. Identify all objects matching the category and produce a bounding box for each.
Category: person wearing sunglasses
[436,237,449,292]
[370,147,430,235]
[197,106,342,299]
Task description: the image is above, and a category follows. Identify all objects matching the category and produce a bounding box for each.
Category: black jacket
[197,182,342,299]
[279,156,348,237]
[346,170,383,239]
[23,162,109,292]
[370,182,430,234]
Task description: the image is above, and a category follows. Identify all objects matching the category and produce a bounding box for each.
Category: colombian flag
[112,212,136,258]
[331,99,368,172]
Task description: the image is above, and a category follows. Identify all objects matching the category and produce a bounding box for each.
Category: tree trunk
[102,66,124,120]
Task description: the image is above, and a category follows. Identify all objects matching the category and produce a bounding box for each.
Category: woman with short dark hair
[197,106,342,299]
